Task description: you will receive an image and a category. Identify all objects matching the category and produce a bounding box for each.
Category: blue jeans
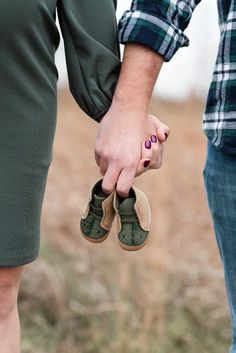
[204,142,236,353]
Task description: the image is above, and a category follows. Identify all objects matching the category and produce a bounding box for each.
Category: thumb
[150,114,170,143]
[157,125,170,143]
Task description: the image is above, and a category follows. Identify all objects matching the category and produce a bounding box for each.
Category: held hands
[95,110,169,198]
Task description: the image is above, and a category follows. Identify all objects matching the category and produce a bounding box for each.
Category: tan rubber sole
[81,229,110,243]
[118,237,149,251]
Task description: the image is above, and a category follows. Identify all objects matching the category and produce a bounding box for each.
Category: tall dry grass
[19,88,231,353]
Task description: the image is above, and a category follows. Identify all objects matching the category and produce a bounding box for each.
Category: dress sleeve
[57,0,121,122]
[118,0,201,62]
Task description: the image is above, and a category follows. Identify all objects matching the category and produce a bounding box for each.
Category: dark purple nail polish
[145,140,151,149]
[151,135,157,143]
[164,133,168,141]
[144,160,150,168]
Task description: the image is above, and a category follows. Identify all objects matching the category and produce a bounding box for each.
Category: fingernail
[144,160,150,168]
[164,133,168,141]
[150,135,157,143]
[145,140,151,149]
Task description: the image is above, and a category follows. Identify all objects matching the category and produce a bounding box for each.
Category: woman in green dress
[0,0,120,351]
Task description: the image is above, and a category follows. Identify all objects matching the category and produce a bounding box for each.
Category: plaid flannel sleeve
[118,0,201,62]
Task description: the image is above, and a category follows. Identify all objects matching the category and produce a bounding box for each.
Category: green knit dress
[0,0,120,266]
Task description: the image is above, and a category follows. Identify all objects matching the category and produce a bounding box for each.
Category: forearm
[114,0,202,118]
[112,43,164,117]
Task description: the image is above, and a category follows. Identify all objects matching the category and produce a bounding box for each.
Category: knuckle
[111,156,122,167]
[117,187,129,197]
[102,183,112,194]
[128,161,137,170]
[100,150,110,161]
[126,157,139,169]
[100,168,106,177]
[95,147,101,157]
[111,153,122,162]
[112,155,138,168]
[151,143,159,153]
[103,187,112,194]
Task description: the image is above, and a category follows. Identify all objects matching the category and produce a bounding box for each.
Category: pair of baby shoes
[80,179,151,251]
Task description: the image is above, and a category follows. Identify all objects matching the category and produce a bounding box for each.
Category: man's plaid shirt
[118,0,236,154]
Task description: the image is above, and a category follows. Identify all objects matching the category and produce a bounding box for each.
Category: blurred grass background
[19,88,231,353]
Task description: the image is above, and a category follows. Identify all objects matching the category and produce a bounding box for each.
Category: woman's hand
[95,107,169,197]
[136,114,167,177]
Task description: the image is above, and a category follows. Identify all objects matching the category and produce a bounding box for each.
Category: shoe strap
[119,213,138,223]
[89,210,102,221]
[90,203,103,215]
[88,203,103,221]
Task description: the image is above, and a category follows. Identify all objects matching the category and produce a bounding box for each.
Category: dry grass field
[19,87,231,353]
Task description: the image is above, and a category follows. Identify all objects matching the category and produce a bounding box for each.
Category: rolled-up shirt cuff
[118,10,189,62]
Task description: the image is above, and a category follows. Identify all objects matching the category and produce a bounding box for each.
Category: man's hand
[95,43,166,198]
[95,110,169,197]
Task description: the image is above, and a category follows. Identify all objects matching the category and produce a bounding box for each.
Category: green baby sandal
[80,179,115,243]
[113,186,151,251]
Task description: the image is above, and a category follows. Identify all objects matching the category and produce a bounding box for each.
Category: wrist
[112,91,149,113]
[111,44,163,113]
[110,94,149,119]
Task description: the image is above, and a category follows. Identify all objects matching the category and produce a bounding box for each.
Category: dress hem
[0,252,39,267]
